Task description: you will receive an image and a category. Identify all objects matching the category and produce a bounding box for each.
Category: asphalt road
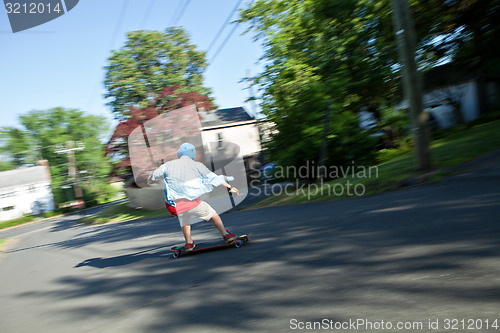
[1,155,499,333]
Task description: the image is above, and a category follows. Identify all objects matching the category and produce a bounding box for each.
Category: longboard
[170,234,251,259]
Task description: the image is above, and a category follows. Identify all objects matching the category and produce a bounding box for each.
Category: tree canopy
[238,0,396,170]
[0,108,115,205]
[412,0,500,75]
[105,85,216,178]
[238,0,500,172]
[104,27,214,121]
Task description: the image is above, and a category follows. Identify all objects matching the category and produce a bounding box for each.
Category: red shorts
[165,198,201,216]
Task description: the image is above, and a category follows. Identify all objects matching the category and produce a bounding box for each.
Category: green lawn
[0,216,35,230]
[0,195,125,230]
[249,118,500,208]
[3,119,498,227]
[0,238,10,253]
[78,201,168,225]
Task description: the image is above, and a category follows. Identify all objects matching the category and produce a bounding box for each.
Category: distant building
[0,161,55,221]
[420,64,499,129]
[375,64,499,132]
[422,82,477,129]
[199,107,261,161]
[126,107,264,210]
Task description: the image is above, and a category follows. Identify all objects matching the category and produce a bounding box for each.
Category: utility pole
[246,69,259,118]
[391,0,432,171]
[318,100,332,181]
[55,141,85,207]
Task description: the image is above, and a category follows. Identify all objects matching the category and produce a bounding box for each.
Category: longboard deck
[170,234,251,258]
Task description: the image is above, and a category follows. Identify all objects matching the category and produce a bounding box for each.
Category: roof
[199,107,254,128]
[422,63,480,92]
[0,166,51,190]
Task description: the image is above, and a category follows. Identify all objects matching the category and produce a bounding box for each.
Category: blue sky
[0,0,264,134]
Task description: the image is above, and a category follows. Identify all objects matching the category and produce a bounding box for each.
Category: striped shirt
[151,155,226,207]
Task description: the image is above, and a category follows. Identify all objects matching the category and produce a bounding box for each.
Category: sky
[0,0,264,135]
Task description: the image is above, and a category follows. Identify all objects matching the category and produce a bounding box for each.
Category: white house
[0,161,55,221]
[388,64,499,130]
[126,107,263,210]
[199,107,261,159]
[420,64,498,129]
[391,79,484,130]
[422,80,481,129]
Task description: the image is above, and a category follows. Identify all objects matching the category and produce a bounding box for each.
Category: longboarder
[148,143,240,252]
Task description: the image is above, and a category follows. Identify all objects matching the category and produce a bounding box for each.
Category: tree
[239,0,395,173]
[392,0,432,170]
[0,108,115,206]
[104,27,214,121]
[412,0,500,114]
[0,160,14,172]
[239,0,498,172]
[105,85,216,178]
[0,127,39,166]
[412,0,500,74]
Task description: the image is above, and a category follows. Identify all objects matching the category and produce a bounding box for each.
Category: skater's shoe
[223,230,238,243]
[185,242,196,251]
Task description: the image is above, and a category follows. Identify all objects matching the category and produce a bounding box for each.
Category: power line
[174,0,191,26]
[108,0,130,51]
[140,0,156,29]
[169,1,184,26]
[85,0,129,116]
[208,0,250,65]
[170,0,191,26]
[206,0,244,54]
[209,18,240,65]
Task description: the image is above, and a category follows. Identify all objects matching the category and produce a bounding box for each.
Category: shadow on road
[75,246,170,269]
[7,175,500,332]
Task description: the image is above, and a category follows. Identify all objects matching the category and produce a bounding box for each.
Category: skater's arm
[195,162,238,194]
[148,164,165,183]
[196,163,229,186]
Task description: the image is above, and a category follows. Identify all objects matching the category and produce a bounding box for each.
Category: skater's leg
[182,225,193,243]
[211,212,238,243]
[210,212,226,237]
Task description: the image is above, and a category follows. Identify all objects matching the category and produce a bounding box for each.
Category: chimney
[37,160,52,183]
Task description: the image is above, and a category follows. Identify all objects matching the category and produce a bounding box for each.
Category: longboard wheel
[172,251,181,259]
[234,240,243,248]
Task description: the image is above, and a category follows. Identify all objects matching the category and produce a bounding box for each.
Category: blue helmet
[177,143,196,160]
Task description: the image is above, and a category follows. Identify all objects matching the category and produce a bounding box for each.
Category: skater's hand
[228,186,239,196]
[146,172,158,185]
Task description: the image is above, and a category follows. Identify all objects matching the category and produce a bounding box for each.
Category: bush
[82,182,121,207]
[376,146,412,163]
[42,210,60,218]
[469,108,500,126]
[377,107,411,148]
[265,107,378,182]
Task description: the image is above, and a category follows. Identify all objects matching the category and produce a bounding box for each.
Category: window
[217,132,224,150]
[0,192,14,199]
[2,206,14,211]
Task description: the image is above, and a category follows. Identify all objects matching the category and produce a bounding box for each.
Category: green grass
[248,119,500,209]
[0,216,35,230]
[0,193,127,230]
[430,120,500,167]
[0,238,9,253]
[5,119,499,226]
[79,201,168,225]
